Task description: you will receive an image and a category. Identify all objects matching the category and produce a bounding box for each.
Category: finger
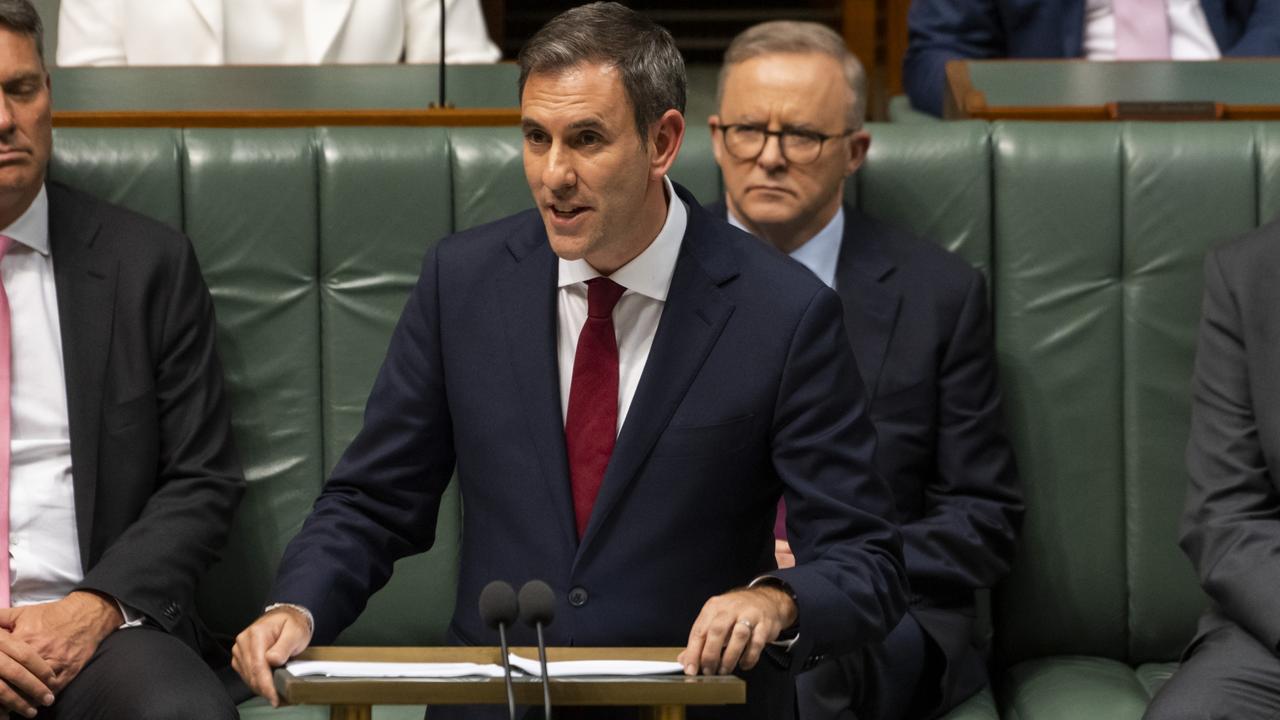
[699,611,733,676]
[264,616,310,667]
[681,607,714,676]
[234,623,283,706]
[737,620,773,671]
[0,635,55,687]
[0,680,38,718]
[0,649,54,708]
[718,618,756,674]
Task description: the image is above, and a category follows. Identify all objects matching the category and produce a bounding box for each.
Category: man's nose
[756,133,787,171]
[543,144,577,192]
[0,96,15,133]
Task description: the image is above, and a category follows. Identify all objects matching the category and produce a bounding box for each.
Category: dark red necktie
[566,277,627,539]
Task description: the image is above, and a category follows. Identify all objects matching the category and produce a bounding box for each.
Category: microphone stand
[496,621,517,720]
[535,620,551,720]
[438,0,447,109]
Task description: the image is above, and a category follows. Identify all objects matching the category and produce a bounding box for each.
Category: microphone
[479,580,519,720]
[518,580,556,720]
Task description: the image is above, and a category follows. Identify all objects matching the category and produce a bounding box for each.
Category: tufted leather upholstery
[45,121,1280,718]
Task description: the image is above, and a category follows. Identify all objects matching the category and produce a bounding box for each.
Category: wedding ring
[736,619,754,630]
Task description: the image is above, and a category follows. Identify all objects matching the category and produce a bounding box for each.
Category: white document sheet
[507,654,684,677]
[286,661,507,678]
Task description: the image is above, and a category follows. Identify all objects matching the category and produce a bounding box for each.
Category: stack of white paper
[287,661,507,678]
[286,656,684,679]
[508,654,684,677]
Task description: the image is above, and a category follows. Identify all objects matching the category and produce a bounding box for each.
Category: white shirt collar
[0,185,50,256]
[557,176,687,302]
[728,204,844,290]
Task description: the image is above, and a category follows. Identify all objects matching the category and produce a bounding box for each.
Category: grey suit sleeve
[1181,245,1280,651]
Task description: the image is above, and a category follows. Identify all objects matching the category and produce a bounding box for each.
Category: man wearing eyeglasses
[709,21,1022,720]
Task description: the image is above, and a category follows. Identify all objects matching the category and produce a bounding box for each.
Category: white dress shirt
[728,206,844,291]
[1083,0,1222,59]
[2,187,85,607]
[557,177,687,430]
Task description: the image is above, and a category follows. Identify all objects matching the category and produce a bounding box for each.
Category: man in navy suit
[231,3,908,718]
[709,21,1022,719]
[905,0,1280,115]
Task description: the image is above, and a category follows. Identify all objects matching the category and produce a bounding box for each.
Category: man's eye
[784,131,823,147]
[525,130,549,145]
[578,132,602,146]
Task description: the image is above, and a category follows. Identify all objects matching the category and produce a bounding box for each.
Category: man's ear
[846,129,871,176]
[649,108,686,180]
[709,114,725,167]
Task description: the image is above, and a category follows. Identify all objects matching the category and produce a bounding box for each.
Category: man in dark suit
[1144,218,1280,720]
[0,2,243,718]
[232,3,908,718]
[905,0,1280,116]
[708,21,1021,719]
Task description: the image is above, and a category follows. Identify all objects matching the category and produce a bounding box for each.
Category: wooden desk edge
[275,647,746,708]
[52,107,522,128]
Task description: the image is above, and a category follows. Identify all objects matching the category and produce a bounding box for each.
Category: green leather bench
[47,121,1280,719]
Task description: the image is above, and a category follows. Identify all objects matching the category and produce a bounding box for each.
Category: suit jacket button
[568,587,588,607]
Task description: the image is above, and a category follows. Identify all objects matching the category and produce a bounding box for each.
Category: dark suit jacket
[711,202,1022,714]
[1181,219,1280,652]
[47,181,244,659]
[269,184,908,718]
[904,0,1280,116]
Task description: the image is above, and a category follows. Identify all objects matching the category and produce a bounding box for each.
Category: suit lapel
[304,0,357,63]
[497,220,578,549]
[578,190,738,553]
[835,208,900,399]
[48,185,117,566]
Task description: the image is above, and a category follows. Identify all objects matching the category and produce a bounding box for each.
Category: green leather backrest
[991,122,1277,665]
[45,122,1280,669]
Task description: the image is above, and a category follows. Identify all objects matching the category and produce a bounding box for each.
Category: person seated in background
[1144,217,1280,720]
[709,21,1023,719]
[904,0,1280,116]
[0,1,244,718]
[56,0,500,66]
[230,3,910,718]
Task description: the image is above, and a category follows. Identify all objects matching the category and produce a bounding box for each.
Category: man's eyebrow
[567,119,607,132]
[520,118,545,131]
[1,71,44,86]
[780,123,823,133]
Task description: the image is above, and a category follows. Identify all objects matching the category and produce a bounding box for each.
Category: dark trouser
[20,626,238,720]
[1145,613,1280,720]
[795,612,931,720]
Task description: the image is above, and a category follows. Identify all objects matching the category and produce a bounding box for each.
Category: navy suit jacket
[712,201,1022,713]
[904,0,1280,115]
[269,185,908,718]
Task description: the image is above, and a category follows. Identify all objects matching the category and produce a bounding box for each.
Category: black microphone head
[479,580,519,629]
[517,580,556,627]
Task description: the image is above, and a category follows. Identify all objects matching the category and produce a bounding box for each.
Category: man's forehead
[0,30,44,76]
[521,63,629,126]
[720,53,851,116]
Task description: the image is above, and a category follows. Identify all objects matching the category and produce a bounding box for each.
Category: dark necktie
[565,277,627,540]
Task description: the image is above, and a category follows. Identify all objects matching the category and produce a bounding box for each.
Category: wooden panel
[52,108,522,128]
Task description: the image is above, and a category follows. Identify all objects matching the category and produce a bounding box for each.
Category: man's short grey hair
[718,21,866,129]
[0,0,43,67]
[518,1,687,140]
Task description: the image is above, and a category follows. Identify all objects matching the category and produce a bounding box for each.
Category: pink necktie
[1114,0,1171,59]
[0,235,13,607]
